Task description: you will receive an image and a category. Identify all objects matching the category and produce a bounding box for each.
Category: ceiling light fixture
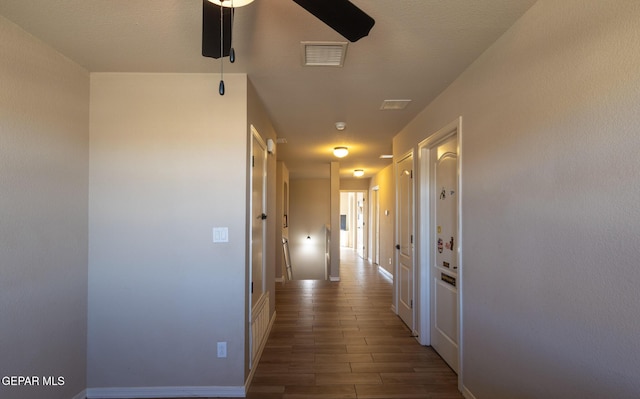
[335,122,346,131]
[208,0,254,7]
[353,169,365,177]
[379,154,393,159]
[333,147,349,158]
[206,0,255,95]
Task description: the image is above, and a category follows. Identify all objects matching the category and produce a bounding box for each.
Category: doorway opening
[339,191,368,259]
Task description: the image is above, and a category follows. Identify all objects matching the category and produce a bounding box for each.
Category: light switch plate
[217,342,227,358]
[213,227,229,243]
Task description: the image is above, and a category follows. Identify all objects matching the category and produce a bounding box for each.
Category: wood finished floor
[243,248,463,399]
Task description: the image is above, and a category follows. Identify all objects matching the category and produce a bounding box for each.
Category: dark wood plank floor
[245,248,463,399]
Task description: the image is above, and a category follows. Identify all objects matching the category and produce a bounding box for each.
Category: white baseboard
[329,276,340,282]
[462,384,477,399]
[85,385,245,398]
[377,266,393,281]
[244,310,277,392]
[72,389,87,399]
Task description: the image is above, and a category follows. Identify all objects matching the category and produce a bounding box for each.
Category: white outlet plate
[217,342,227,358]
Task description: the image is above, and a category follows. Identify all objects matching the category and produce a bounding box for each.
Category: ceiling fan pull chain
[219,2,225,95]
[229,1,235,63]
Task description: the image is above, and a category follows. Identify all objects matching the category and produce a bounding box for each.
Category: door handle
[259,213,267,220]
[395,244,400,250]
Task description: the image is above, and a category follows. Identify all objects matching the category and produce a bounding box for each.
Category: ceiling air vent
[380,99,412,110]
[302,41,348,67]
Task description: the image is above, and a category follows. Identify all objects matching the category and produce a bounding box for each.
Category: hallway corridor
[246,248,463,399]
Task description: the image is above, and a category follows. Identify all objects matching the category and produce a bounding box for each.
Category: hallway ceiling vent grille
[380,99,412,110]
[302,42,348,67]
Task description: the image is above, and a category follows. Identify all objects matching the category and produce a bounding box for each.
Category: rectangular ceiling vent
[380,99,412,110]
[302,41,348,67]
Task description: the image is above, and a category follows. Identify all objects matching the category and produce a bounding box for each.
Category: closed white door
[396,153,414,330]
[430,134,459,372]
[251,130,267,307]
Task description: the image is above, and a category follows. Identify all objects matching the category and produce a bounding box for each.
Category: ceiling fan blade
[292,0,375,42]
[202,0,232,59]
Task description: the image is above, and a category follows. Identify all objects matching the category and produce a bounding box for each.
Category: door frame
[250,125,268,303]
[339,190,368,259]
[394,150,415,333]
[417,117,463,390]
[370,185,380,265]
[249,125,268,369]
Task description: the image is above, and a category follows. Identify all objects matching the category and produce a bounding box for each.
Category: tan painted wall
[0,15,89,399]
[275,161,290,280]
[289,178,330,280]
[370,164,395,277]
[393,1,640,397]
[88,73,248,389]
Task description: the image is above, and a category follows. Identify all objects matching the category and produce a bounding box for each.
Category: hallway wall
[88,73,248,391]
[0,15,89,399]
[394,1,640,397]
[370,164,395,277]
[289,178,330,280]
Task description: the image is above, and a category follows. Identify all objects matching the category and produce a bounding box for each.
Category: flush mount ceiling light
[333,147,349,158]
[353,169,365,177]
[207,0,254,7]
[335,122,346,131]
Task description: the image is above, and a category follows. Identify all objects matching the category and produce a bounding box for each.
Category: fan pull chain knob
[219,80,225,95]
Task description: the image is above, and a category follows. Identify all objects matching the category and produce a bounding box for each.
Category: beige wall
[340,177,371,191]
[0,15,89,399]
[88,73,248,391]
[289,178,330,280]
[370,164,395,276]
[275,161,290,280]
[394,1,640,397]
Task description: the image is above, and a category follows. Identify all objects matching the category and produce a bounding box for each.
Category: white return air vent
[380,99,412,110]
[302,41,348,67]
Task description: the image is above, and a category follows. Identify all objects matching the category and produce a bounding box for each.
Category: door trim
[370,185,380,266]
[249,125,268,370]
[417,117,463,391]
[394,150,415,333]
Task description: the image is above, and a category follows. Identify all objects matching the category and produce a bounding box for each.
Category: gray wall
[0,15,89,399]
[88,73,248,390]
[393,1,640,397]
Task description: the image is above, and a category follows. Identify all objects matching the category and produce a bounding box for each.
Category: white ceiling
[0,0,536,179]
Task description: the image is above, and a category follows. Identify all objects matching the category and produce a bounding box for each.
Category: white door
[396,153,414,330]
[251,129,267,307]
[430,134,459,372]
[371,187,380,265]
[356,192,365,258]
